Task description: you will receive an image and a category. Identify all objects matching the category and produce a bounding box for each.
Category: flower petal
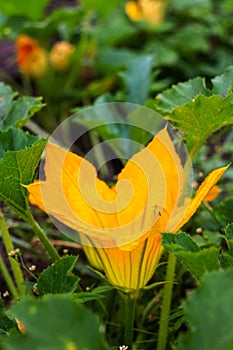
[175,165,228,231]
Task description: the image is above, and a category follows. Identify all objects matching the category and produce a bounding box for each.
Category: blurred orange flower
[26,128,227,291]
[204,185,220,202]
[50,41,75,71]
[125,0,166,25]
[16,35,48,78]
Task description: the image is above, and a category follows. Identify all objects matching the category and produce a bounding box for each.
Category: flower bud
[50,41,74,71]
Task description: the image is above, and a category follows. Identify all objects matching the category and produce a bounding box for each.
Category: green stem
[124,293,137,350]
[0,254,19,299]
[0,210,25,298]
[26,212,60,261]
[156,252,176,350]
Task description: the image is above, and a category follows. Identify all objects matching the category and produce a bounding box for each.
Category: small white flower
[119,346,128,350]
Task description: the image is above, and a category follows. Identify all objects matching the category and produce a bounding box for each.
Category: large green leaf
[0,128,46,219]
[37,256,79,296]
[211,65,233,95]
[3,295,108,350]
[0,83,16,120]
[178,270,233,350]
[163,232,220,282]
[120,55,153,104]
[0,82,45,130]
[4,97,45,129]
[168,94,233,158]
[154,77,209,114]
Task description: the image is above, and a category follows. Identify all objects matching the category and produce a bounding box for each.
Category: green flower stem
[156,252,176,350]
[0,254,19,299]
[26,212,60,262]
[0,210,25,298]
[124,293,137,350]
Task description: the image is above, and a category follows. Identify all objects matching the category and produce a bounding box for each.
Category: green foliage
[0,128,46,219]
[73,104,158,161]
[2,295,108,350]
[213,198,233,225]
[0,0,50,21]
[220,224,233,268]
[4,96,45,129]
[120,55,153,104]
[37,256,79,296]
[152,66,233,158]
[211,65,233,95]
[0,83,16,120]
[178,270,233,350]
[154,77,209,114]
[80,0,121,18]
[163,232,220,282]
[168,94,233,158]
[0,300,17,337]
[0,82,45,130]
[154,66,233,115]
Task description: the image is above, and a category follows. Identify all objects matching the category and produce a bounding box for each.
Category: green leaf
[120,55,153,105]
[74,292,105,303]
[178,270,233,350]
[97,47,136,71]
[74,284,113,303]
[163,232,220,282]
[96,10,136,45]
[73,104,155,161]
[0,300,17,337]
[211,65,233,96]
[213,197,233,225]
[225,223,233,241]
[3,295,108,350]
[80,0,120,18]
[162,232,199,253]
[0,83,16,120]
[175,247,220,282]
[154,77,209,114]
[0,128,38,157]
[0,82,45,130]
[37,256,79,296]
[4,97,45,129]
[220,224,233,268]
[0,128,46,218]
[0,0,50,21]
[168,94,233,158]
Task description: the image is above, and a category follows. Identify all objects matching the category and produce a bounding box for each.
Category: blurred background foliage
[1,0,233,130]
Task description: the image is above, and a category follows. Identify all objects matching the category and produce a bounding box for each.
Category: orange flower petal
[175,166,228,231]
[204,185,220,202]
[16,34,47,77]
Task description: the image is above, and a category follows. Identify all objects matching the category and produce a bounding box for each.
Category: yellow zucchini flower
[125,0,166,25]
[26,128,226,291]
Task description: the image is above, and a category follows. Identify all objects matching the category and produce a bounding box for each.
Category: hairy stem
[0,210,25,298]
[156,252,176,350]
[124,293,137,350]
[26,212,60,261]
